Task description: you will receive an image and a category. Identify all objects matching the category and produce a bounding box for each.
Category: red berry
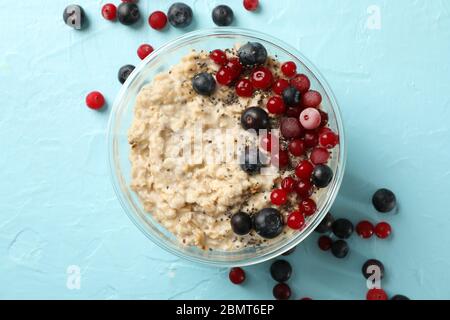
[267,96,285,114]
[85,91,105,110]
[243,0,259,11]
[280,117,304,139]
[101,3,117,21]
[366,288,388,300]
[356,220,374,239]
[295,160,314,179]
[375,222,392,239]
[304,131,319,148]
[260,132,278,152]
[319,110,329,127]
[271,189,288,206]
[236,79,254,97]
[210,49,228,65]
[229,267,246,284]
[226,58,243,79]
[148,11,167,30]
[281,177,296,193]
[319,130,339,149]
[271,150,290,169]
[137,44,154,60]
[281,61,297,77]
[295,179,313,199]
[250,66,273,89]
[302,90,322,108]
[310,147,330,165]
[318,236,332,251]
[300,198,317,216]
[273,283,291,300]
[285,107,302,118]
[288,139,305,157]
[216,67,234,85]
[272,79,290,95]
[290,74,311,93]
[287,211,305,230]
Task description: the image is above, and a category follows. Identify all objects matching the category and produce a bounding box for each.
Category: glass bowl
[107,28,346,267]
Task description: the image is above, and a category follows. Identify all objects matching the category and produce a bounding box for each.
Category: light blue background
[1,0,450,300]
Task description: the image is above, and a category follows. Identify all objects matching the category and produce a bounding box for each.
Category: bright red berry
[304,131,319,148]
[271,189,288,206]
[226,58,243,79]
[281,61,297,77]
[267,96,285,114]
[290,74,310,93]
[229,267,246,284]
[287,211,305,230]
[295,160,314,179]
[236,79,254,97]
[375,222,392,239]
[148,11,167,30]
[85,91,105,110]
[318,236,332,251]
[137,44,154,60]
[216,67,234,85]
[356,220,374,239]
[310,147,330,165]
[272,79,290,95]
[366,288,388,300]
[260,132,278,152]
[295,179,313,199]
[271,150,290,169]
[250,66,273,89]
[243,0,259,11]
[302,90,322,108]
[210,49,228,65]
[281,177,296,193]
[300,198,317,216]
[102,3,117,21]
[319,130,339,149]
[288,139,305,157]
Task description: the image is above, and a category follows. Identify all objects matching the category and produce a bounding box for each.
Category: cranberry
[366,288,388,300]
[281,61,297,77]
[148,11,167,30]
[267,96,286,114]
[85,91,105,110]
[226,58,243,79]
[304,131,319,148]
[273,283,291,300]
[272,79,290,95]
[295,179,313,199]
[137,44,154,60]
[375,222,392,239]
[271,189,288,206]
[287,211,305,230]
[229,267,246,284]
[285,107,302,118]
[300,198,316,216]
[319,130,339,149]
[280,117,303,139]
[288,139,305,157]
[310,147,330,165]
[260,132,277,152]
[302,90,322,108]
[250,66,273,89]
[290,74,310,93]
[319,110,329,127]
[318,235,332,251]
[295,160,314,180]
[216,66,234,85]
[271,149,290,169]
[356,220,374,239]
[210,49,228,65]
[281,177,296,193]
[300,107,322,130]
[102,3,117,20]
[243,0,259,11]
[236,79,254,97]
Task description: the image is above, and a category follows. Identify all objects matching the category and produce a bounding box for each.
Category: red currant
[300,198,317,216]
[267,96,285,114]
[148,11,167,30]
[85,91,105,110]
[318,236,332,251]
[210,49,228,65]
[310,147,330,165]
[366,288,388,300]
[101,3,117,21]
[319,130,339,149]
[229,267,246,284]
[302,90,322,108]
[243,0,259,11]
[375,222,392,239]
[260,132,278,152]
[226,58,243,79]
[288,139,305,157]
[356,220,374,239]
[250,66,273,90]
[290,74,311,93]
[273,283,291,300]
[271,189,288,206]
[216,67,234,85]
[235,79,254,97]
[281,177,296,193]
[295,179,313,199]
[272,79,290,95]
[295,160,314,179]
[281,61,297,77]
[304,131,319,148]
[271,150,290,169]
[137,44,154,60]
[287,211,305,230]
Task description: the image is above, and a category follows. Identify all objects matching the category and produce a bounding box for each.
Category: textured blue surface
[1,0,450,300]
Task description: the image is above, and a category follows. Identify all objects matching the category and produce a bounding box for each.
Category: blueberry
[312,164,333,188]
[192,72,216,96]
[63,5,86,30]
[212,5,234,26]
[391,295,410,300]
[240,147,265,174]
[118,64,135,84]
[117,3,140,25]
[362,259,385,279]
[315,212,334,233]
[282,246,296,256]
[332,218,354,239]
[238,42,268,66]
[282,86,301,107]
[241,107,269,131]
[372,188,396,213]
[253,208,284,239]
[230,212,252,236]
[270,260,292,282]
[168,2,193,28]
[331,240,349,258]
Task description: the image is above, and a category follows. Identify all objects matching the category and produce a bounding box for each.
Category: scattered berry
[117,2,140,25]
[315,212,334,233]
[271,149,290,169]
[192,72,216,96]
[375,222,392,239]
[356,221,374,239]
[318,235,332,251]
[231,212,253,235]
[241,107,269,131]
[280,117,303,139]
[229,267,246,284]
[302,90,322,108]
[250,66,273,89]
[311,164,333,188]
[300,198,317,216]
[366,288,388,300]
[304,131,319,148]
[282,86,301,107]
[310,147,330,165]
[331,240,349,258]
[63,5,86,30]
[271,189,288,206]
[137,44,154,60]
[273,283,291,300]
[281,61,297,77]
[372,188,396,213]
[216,66,234,85]
[290,74,310,93]
[267,96,285,114]
[243,0,259,11]
[295,160,314,180]
[102,3,117,21]
[272,79,290,95]
[285,107,302,118]
[287,211,305,230]
[253,208,284,239]
[260,132,275,152]
[288,139,305,157]
[212,5,234,26]
[281,177,296,193]
[362,259,385,279]
[118,64,135,84]
[238,42,267,66]
[168,2,193,28]
[300,107,322,130]
[210,49,228,65]
[85,91,105,110]
[295,179,313,199]
[319,130,339,149]
[270,260,292,282]
[332,218,354,239]
[148,11,168,30]
[236,79,254,97]
[225,58,243,79]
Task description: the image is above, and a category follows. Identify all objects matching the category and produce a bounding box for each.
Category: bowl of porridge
[108,28,346,267]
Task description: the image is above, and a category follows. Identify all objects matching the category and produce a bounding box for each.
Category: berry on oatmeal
[192,72,216,96]
[253,208,284,239]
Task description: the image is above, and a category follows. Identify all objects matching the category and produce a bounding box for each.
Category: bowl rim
[107,27,347,267]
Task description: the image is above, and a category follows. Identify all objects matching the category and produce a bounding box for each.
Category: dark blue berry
[332,218,354,239]
[168,2,193,28]
[372,188,396,213]
[230,212,252,236]
[118,64,135,84]
[240,148,265,174]
[192,72,216,96]
[362,259,385,279]
[238,42,268,66]
[212,5,234,26]
[241,107,269,131]
[391,295,410,300]
[117,3,140,25]
[282,86,301,107]
[253,208,284,239]
[312,164,333,188]
[270,260,292,282]
[63,5,86,30]
[331,240,349,258]
[315,212,334,233]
